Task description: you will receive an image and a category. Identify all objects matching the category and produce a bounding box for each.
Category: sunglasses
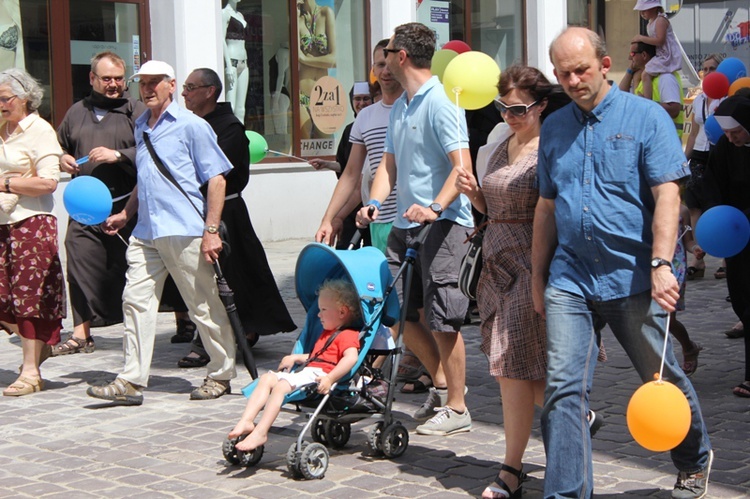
[382,48,405,58]
[494,98,540,117]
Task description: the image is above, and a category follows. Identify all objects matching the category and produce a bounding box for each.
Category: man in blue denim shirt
[531,28,712,499]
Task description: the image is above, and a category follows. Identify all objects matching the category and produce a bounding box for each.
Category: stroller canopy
[295,244,399,328]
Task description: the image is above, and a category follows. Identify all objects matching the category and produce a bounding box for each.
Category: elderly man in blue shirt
[531,28,712,499]
[87,60,236,405]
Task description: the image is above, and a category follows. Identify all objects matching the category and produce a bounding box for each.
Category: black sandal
[177,352,210,368]
[482,463,526,498]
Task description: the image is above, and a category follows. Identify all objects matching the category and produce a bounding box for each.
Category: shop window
[226,0,367,160]
[69,1,142,103]
[471,0,523,68]
[2,0,51,121]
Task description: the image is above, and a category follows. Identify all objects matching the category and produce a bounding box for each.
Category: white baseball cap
[633,0,663,11]
[131,60,175,80]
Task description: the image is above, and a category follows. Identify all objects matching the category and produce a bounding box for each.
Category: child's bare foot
[228,421,255,440]
[235,431,267,452]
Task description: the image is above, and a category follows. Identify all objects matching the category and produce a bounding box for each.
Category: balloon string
[116,233,129,246]
[658,312,671,383]
[453,90,465,172]
[266,149,310,163]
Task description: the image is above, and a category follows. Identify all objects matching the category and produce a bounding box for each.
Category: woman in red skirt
[0,68,64,396]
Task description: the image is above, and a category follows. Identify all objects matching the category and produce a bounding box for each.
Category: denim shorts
[385,219,471,332]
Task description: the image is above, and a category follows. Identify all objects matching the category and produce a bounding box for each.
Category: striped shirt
[350,100,398,223]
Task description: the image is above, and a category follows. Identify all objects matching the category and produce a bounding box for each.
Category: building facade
[6,0,749,240]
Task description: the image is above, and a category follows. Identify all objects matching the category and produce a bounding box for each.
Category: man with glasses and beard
[55,51,147,357]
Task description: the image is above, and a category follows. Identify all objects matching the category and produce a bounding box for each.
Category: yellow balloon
[442,51,501,110]
[626,379,691,452]
[432,49,458,82]
[729,76,750,96]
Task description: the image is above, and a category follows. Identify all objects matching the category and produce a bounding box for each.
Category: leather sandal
[401,373,433,394]
[482,463,526,499]
[733,382,750,398]
[171,319,196,343]
[682,343,703,377]
[51,334,95,356]
[3,376,44,397]
[686,266,705,280]
[190,377,230,400]
[177,351,210,368]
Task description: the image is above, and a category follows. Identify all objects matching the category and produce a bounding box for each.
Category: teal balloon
[245,130,268,164]
[63,176,112,225]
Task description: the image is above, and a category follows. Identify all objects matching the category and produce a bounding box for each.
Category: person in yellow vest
[619,41,684,138]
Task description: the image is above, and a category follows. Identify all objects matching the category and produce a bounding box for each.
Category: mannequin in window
[223,0,249,124]
[297,0,336,139]
[0,0,24,72]
[268,45,290,135]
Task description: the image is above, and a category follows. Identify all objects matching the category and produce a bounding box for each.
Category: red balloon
[442,40,471,54]
[702,71,730,99]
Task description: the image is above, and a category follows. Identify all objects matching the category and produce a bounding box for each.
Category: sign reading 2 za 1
[309,76,347,135]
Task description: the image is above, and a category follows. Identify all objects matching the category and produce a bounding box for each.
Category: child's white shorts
[272,367,326,390]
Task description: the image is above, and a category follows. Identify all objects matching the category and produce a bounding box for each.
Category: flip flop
[733,382,750,398]
[400,373,432,394]
[682,343,703,377]
[178,352,210,368]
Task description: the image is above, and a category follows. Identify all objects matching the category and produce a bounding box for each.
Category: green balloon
[245,130,268,164]
[431,49,458,82]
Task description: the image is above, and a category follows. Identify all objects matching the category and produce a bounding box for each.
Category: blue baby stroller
[222,242,410,479]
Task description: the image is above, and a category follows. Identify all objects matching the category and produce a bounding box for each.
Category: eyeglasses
[0,95,17,105]
[182,84,211,92]
[382,48,403,58]
[494,98,540,117]
[93,74,125,84]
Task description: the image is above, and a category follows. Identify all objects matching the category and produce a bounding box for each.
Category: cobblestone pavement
[1,239,748,498]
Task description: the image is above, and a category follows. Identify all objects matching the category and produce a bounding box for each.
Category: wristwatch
[650,257,671,270]
[204,225,219,234]
[113,150,122,160]
[429,202,443,216]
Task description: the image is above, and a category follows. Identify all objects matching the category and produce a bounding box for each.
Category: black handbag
[142,132,230,255]
[458,220,486,301]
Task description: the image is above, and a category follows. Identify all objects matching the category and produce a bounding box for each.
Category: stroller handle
[346,206,377,250]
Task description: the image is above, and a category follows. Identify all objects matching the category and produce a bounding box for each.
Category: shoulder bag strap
[142,131,204,220]
[299,329,344,369]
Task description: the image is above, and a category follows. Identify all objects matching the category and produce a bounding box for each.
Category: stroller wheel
[324,421,351,449]
[237,444,264,467]
[367,422,384,455]
[298,442,329,480]
[381,422,409,459]
[311,418,328,445]
[222,437,242,465]
[286,442,304,478]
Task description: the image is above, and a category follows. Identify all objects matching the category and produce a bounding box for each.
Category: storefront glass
[224,0,367,160]
[69,1,142,102]
[471,0,522,68]
[2,0,51,120]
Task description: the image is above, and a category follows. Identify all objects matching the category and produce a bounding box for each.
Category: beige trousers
[119,236,236,387]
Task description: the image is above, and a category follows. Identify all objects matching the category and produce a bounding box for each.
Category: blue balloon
[703,115,724,145]
[695,205,750,258]
[63,176,113,225]
[716,57,747,85]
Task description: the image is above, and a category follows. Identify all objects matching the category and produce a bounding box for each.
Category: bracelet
[4,177,10,193]
[367,199,381,210]
[626,68,634,75]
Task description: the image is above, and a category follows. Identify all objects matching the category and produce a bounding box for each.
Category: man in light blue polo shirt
[87,61,237,406]
[358,22,474,437]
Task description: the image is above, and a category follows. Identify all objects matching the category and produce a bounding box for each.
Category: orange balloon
[369,67,377,85]
[729,76,750,96]
[627,380,691,452]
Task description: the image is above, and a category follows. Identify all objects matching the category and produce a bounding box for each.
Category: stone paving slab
[1,240,748,497]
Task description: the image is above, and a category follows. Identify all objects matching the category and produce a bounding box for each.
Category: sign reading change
[309,76,347,134]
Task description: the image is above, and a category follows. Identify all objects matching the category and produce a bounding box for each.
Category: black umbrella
[213,260,258,379]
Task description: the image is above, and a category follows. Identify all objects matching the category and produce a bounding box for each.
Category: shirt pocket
[600,134,636,185]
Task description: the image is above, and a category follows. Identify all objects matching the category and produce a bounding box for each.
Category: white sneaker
[416,406,472,436]
[413,387,447,421]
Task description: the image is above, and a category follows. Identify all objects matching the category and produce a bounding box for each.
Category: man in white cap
[87,60,237,405]
[702,94,750,399]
